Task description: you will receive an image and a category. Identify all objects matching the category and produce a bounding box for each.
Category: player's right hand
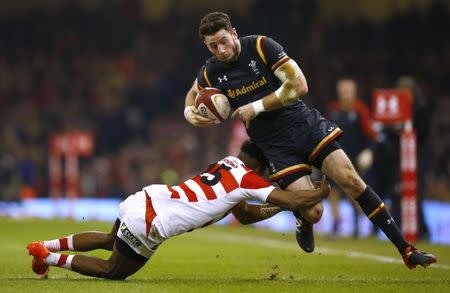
[184,105,215,127]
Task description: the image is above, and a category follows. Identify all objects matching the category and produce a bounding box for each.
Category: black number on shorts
[201,163,232,186]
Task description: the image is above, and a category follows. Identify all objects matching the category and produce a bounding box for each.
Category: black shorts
[257,109,343,190]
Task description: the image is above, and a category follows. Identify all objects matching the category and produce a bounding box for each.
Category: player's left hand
[313,175,330,198]
[231,104,257,128]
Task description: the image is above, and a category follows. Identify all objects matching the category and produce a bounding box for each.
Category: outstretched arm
[266,176,330,211]
[232,177,329,224]
[232,202,283,224]
[184,79,215,127]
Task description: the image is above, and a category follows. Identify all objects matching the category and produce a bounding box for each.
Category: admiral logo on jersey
[226,76,267,99]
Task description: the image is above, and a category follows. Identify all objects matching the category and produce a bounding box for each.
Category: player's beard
[222,40,241,63]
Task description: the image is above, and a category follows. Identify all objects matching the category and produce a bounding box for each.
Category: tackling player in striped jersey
[26,141,330,280]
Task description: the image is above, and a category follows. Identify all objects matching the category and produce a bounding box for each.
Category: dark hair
[198,12,233,41]
[239,141,269,171]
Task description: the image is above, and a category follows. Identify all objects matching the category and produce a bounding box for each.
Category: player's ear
[231,28,238,40]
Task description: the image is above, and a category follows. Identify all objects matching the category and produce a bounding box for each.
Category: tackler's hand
[313,176,330,198]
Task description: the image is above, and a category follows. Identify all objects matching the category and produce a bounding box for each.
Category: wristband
[251,100,265,115]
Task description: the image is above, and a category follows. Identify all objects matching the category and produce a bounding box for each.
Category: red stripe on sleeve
[219,169,239,193]
[179,182,198,202]
[144,190,156,237]
[240,171,272,189]
[192,176,217,200]
[167,185,180,199]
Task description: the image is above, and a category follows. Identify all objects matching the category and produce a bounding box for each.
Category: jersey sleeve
[239,170,276,202]
[196,65,212,89]
[256,36,291,72]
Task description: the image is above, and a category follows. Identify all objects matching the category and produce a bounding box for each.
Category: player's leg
[41,219,119,252]
[70,238,148,279]
[285,176,323,224]
[258,128,324,253]
[321,148,436,268]
[28,237,148,280]
[27,220,120,277]
[284,175,323,253]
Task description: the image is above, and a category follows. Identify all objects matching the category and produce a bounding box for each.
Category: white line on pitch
[193,230,449,270]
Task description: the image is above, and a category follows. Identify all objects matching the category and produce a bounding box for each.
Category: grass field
[0,218,449,292]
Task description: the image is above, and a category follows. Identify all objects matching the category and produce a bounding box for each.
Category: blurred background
[0,0,449,243]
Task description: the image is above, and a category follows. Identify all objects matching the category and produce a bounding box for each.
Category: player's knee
[344,173,365,195]
[108,272,127,280]
[309,204,323,224]
[104,232,116,251]
[105,263,128,280]
[335,162,366,196]
[302,202,323,224]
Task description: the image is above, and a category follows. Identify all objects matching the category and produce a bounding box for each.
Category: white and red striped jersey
[143,156,275,238]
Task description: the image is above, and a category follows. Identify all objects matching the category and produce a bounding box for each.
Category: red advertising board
[49,131,94,199]
[372,89,412,124]
[372,89,417,242]
[400,128,418,243]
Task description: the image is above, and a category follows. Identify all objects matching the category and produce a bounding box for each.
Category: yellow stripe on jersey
[202,66,212,87]
[271,55,290,71]
[308,127,343,162]
[269,164,312,181]
[256,36,268,65]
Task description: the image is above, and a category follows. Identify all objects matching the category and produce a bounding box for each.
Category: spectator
[327,78,377,237]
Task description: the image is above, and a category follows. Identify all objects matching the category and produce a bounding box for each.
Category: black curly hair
[238,140,269,172]
[198,12,233,41]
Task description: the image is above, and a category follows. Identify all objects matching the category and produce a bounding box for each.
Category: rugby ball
[195,87,230,124]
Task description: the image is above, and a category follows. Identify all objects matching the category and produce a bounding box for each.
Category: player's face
[204,29,239,63]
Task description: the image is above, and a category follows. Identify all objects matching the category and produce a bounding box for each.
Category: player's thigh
[257,140,312,190]
[285,175,314,191]
[303,109,343,169]
[321,149,366,197]
[108,238,149,279]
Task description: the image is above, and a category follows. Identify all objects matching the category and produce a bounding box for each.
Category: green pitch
[0,218,449,292]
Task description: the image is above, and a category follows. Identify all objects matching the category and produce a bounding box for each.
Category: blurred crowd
[0,0,449,202]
